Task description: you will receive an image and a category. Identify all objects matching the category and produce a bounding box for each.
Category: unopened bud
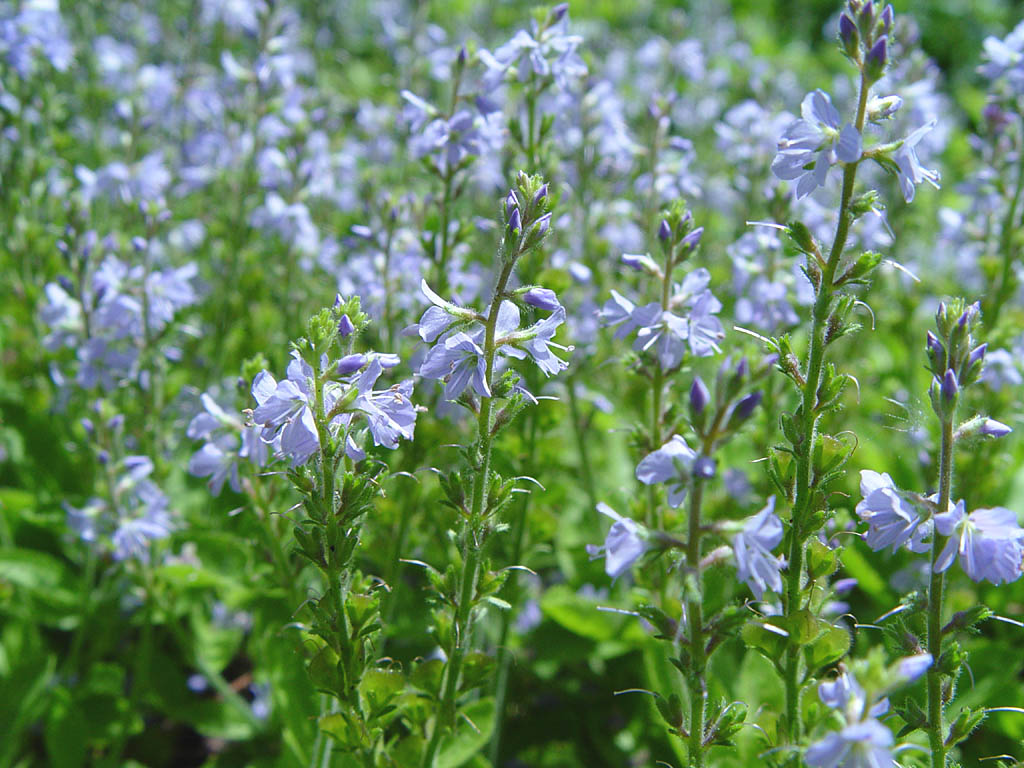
[690,376,710,415]
[337,314,355,337]
[941,369,959,404]
[680,226,704,252]
[658,219,672,242]
[336,353,366,375]
[533,183,548,206]
[865,36,887,81]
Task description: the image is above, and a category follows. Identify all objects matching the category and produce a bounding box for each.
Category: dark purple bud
[336,353,367,375]
[880,3,893,32]
[839,13,857,45]
[865,36,887,78]
[658,219,672,242]
[926,331,945,367]
[695,456,717,479]
[681,226,704,251]
[107,414,125,431]
[57,274,74,294]
[859,0,875,29]
[980,418,1012,438]
[957,301,980,329]
[457,45,467,67]
[552,3,569,22]
[131,236,147,252]
[97,449,110,465]
[621,253,651,272]
[338,314,355,337]
[533,183,548,206]
[334,294,343,308]
[505,191,519,218]
[690,376,710,415]
[507,206,521,235]
[80,418,94,435]
[941,369,959,403]
[736,390,763,419]
[967,343,987,368]
[531,212,551,238]
[524,287,560,311]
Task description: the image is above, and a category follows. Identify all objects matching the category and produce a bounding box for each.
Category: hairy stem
[686,473,708,767]
[422,259,516,768]
[926,415,955,768]
[783,70,869,745]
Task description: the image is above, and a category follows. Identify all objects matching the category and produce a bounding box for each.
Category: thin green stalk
[685,474,708,767]
[566,375,598,511]
[782,70,870,745]
[488,406,539,766]
[422,260,516,768]
[926,416,955,768]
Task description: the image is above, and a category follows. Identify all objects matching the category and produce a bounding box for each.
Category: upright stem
[422,260,516,768]
[685,473,708,768]
[782,71,870,745]
[926,416,955,768]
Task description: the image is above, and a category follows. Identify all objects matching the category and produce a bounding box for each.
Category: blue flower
[419,332,490,400]
[805,719,895,768]
[251,354,321,466]
[732,497,784,600]
[586,502,648,579]
[351,358,417,449]
[856,470,930,553]
[894,121,940,203]
[635,435,696,507]
[772,90,862,199]
[934,503,1024,585]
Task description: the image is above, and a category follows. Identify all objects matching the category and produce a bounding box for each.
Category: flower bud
[507,206,521,237]
[658,219,672,242]
[57,274,74,294]
[980,418,1012,438]
[337,314,355,337]
[695,456,717,479]
[866,94,902,121]
[880,4,894,33]
[865,36,887,81]
[689,375,710,416]
[926,331,946,374]
[941,369,959,404]
[681,226,704,252]
[523,287,560,311]
[839,13,859,58]
[336,353,367,375]
[532,183,548,206]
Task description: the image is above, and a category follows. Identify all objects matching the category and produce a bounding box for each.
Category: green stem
[566,374,598,511]
[686,473,708,767]
[926,416,954,768]
[422,259,516,768]
[782,69,870,745]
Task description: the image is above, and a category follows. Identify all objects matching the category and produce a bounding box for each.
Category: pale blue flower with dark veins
[893,121,940,203]
[805,719,895,768]
[419,332,490,400]
[586,502,648,580]
[635,435,696,508]
[856,470,929,553]
[934,502,1024,585]
[518,307,569,376]
[772,89,862,199]
[251,355,320,466]
[351,358,417,449]
[733,497,784,599]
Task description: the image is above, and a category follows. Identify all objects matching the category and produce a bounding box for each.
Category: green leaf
[45,686,88,768]
[540,584,645,643]
[804,623,850,671]
[437,697,496,768]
